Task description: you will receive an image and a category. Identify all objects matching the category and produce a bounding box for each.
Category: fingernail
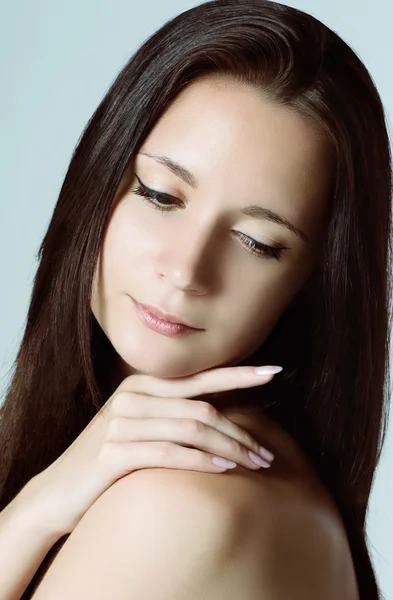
[253,365,283,375]
[259,446,275,461]
[248,451,271,468]
[211,456,237,469]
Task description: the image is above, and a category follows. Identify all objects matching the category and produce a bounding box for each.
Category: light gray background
[0,1,392,597]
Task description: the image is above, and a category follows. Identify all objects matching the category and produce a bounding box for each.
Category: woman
[0,0,391,598]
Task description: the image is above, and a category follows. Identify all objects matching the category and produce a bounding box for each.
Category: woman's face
[91,76,333,389]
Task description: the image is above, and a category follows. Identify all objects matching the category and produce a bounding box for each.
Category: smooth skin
[29,76,359,598]
[91,74,333,393]
[30,461,359,599]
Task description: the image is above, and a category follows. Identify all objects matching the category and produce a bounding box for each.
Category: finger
[121,365,277,400]
[99,440,262,474]
[103,416,270,470]
[110,393,274,461]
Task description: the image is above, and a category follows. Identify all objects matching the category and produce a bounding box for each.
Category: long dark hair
[1,1,391,597]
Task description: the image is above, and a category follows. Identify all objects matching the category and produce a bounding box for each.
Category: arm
[0,476,65,600]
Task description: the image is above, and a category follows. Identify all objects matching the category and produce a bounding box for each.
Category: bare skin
[23,75,354,596]
[200,407,359,597]
[91,74,334,393]
[82,75,358,593]
[10,78,355,598]
[26,407,358,598]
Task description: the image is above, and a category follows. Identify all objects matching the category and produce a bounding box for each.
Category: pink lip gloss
[131,298,199,337]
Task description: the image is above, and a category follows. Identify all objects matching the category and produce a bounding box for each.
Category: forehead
[139,77,334,244]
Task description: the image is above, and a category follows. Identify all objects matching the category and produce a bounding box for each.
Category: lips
[131,298,200,329]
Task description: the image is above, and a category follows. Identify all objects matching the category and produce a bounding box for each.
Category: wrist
[13,473,67,542]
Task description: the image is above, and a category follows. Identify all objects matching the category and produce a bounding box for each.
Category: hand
[33,365,278,535]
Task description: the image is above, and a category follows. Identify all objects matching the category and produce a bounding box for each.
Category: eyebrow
[138,151,310,244]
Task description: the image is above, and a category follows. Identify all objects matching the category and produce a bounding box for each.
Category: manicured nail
[253,365,283,375]
[248,451,271,468]
[211,456,237,469]
[259,446,275,461]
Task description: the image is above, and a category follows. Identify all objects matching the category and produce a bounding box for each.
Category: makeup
[131,298,200,337]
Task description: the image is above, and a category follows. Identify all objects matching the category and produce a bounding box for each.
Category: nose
[157,216,220,294]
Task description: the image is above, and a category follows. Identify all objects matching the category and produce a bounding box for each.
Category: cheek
[219,274,297,346]
[226,269,295,319]
[102,203,155,279]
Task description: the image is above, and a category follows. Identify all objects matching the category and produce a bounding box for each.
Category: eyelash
[131,177,286,262]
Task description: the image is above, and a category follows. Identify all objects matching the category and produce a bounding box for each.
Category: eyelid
[134,173,291,249]
[134,174,180,199]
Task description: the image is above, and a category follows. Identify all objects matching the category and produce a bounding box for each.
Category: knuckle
[156,441,176,459]
[120,373,141,388]
[182,418,203,434]
[239,440,249,456]
[111,391,135,413]
[110,391,127,412]
[196,400,218,421]
[98,442,115,465]
[244,434,258,449]
[123,373,137,385]
[227,436,241,453]
[225,434,243,455]
[237,432,254,453]
[237,428,257,449]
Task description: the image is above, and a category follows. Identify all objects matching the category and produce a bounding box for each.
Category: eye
[131,175,287,262]
[132,175,180,212]
[233,232,285,261]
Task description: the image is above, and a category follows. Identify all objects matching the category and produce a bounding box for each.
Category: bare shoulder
[94,405,359,599]
[108,432,359,599]
[202,407,361,599]
[233,473,360,600]
[28,409,359,599]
